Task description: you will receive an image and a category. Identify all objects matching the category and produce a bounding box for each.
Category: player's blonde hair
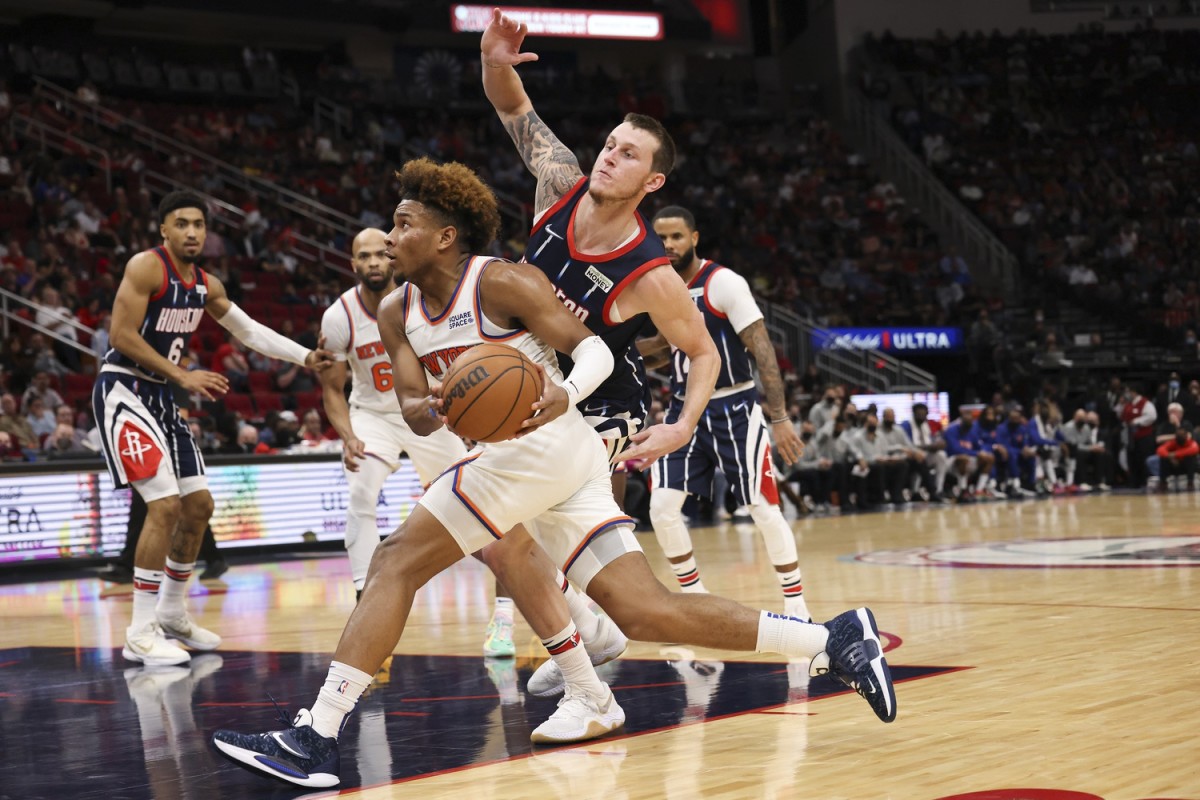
[394,158,501,252]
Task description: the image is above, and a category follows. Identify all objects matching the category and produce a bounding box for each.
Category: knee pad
[649,488,692,558]
[748,502,797,565]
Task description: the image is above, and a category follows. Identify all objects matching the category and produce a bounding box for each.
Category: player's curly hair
[394,158,501,253]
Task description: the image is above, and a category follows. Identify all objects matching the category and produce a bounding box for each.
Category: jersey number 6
[372,362,394,392]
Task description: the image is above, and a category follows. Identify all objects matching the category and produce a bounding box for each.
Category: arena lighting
[450,4,664,40]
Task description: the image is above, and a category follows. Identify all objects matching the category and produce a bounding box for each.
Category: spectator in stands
[221,423,262,455]
[43,405,89,456]
[25,396,56,440]
[997,407,1038,496]
[21,372,64,415]
[211,333,250,392]
[1145,402,1184,490]
[901,402,948,501]
[271,409,301,449]
[0,335,35,396]
[0,392,37,459]
[0,430,21,461]
[1119,383,1159,489]
[33,286,82,371]
[1156,422,1198,493]
[876,408,914,504]
[808,387,841,429]
[1061,409,1109,492]
[790,419,835,513]
[1029,401,1068,494]
[1154,371,1192,421]
[29,333,70,378]
[299,408,333,443]
[91,314,111,360]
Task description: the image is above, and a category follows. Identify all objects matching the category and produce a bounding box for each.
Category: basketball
[440,343,545,443]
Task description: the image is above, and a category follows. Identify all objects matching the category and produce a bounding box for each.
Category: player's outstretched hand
[343,436,366,472]
[305,346,337,372]
[771,417,804,467]
[615,421,692,470]
[517,363,568,436]
[178,369,229,401]
[481,8,540,68]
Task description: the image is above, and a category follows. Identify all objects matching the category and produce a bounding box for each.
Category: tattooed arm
[481,8,584,215]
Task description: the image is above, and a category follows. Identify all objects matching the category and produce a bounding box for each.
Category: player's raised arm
[482,261,613,433]
[204,273,335,372]
[480,8,583,216]
[619,267,720,467]
[109,252,229,400]
[376,290,442,436]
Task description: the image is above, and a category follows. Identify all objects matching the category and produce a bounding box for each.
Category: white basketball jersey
[401,256,565,386]
[323,287,399,415]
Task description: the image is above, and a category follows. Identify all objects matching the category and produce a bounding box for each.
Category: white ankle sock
[754,611,828,659]
[157,558,194,618]
[558,573,600,643]
[131,568,162,632]
[310,661,373,739]
[543,622,606,699]
[776,567,803,601]
[671,557,706,592]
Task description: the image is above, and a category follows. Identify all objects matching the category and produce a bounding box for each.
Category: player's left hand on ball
[517,364,568,436]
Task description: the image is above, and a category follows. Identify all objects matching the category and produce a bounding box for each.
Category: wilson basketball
[441,343,544,443]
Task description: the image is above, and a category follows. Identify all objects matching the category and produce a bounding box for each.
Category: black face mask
[1177,435,1188,445]
[882,421,894,430]
[801,432,813,442]
[1008,421,1020,430]
[981,419,997,430]
[825,397,835,405]
[846,416,858,426]
[866,424,877,434]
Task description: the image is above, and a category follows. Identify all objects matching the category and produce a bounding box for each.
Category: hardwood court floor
[2,493,1199,800]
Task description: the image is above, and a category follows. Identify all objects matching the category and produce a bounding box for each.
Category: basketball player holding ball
[213,159,895,789]
[318,228,522,657]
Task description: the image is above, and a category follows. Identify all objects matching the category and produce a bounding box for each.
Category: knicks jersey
[322,287,398,415]
[401,256,565,387]
[104,247,207,380]
[523,177,670,420]
[670,260,758,399]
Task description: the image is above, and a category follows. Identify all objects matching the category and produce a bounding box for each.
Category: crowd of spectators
[867,25,1200,351]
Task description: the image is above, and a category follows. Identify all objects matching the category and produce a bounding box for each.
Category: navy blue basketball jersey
[104,247,208,380]
[670,260,756,398]
[523,177,670,422]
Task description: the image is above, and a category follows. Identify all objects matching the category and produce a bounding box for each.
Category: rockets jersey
[321,286,400,415]
[523,177,670,420]
[104,246,207,381]
[400,255,565,387]
[670,259,760,399]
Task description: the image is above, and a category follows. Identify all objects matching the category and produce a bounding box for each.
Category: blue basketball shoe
[817,607,897,723]
[212,707,341,788]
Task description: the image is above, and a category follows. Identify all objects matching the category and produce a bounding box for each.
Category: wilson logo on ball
[445,366,490,403]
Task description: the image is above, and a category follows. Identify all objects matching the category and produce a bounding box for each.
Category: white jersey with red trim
[321,286,398,415]
[400,255,565,386]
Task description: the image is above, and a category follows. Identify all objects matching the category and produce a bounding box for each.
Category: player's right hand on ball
[517,363,567,437]
[178,369,229,400]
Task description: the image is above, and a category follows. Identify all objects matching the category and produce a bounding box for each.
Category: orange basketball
[440,343,545,443]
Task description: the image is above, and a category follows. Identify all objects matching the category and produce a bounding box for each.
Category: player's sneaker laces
[123,621,191,666]
[529,685,625,744]
[212,707,341,788]
[482,617,515,658]
[526,614,628,697]
[814,607,897,723]
[157,611,221,651]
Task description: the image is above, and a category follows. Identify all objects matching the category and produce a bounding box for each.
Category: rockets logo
[118,422,162,481]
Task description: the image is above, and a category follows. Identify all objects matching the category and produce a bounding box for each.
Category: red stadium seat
[221,393,254,418]
[252,392,283,415]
